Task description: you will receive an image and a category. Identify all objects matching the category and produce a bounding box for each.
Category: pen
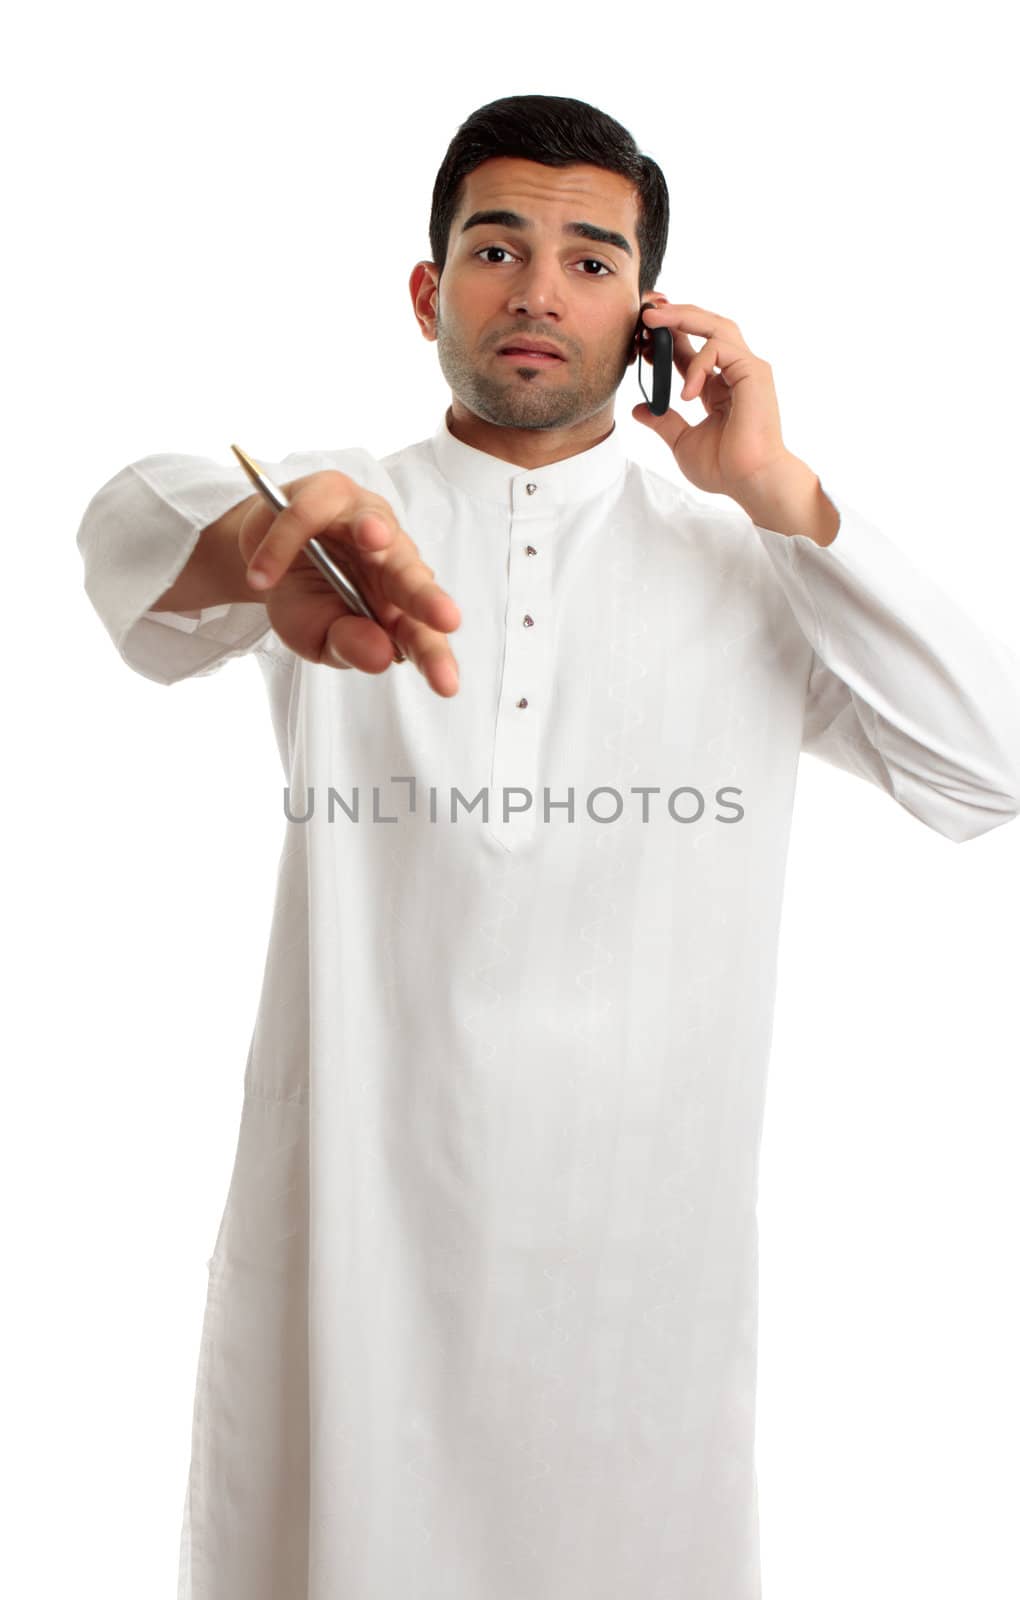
[230,443,406,665]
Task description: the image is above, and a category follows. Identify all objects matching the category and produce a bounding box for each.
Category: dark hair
[429,94,670,298]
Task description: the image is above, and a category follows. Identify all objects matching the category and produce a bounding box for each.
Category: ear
[409,261,440,341]
[626,297,669,367]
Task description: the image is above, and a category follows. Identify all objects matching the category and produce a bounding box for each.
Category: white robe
[76,411,1020,1600]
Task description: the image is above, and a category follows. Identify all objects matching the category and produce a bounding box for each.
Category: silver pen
[230,443,406,664]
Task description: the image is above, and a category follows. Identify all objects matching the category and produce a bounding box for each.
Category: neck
[445,401,616,469]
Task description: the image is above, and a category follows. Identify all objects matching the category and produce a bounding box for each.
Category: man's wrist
[730,453,840,546]
[150,494,260,611]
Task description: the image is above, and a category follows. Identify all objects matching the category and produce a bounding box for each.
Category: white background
[6,1,1018,1594]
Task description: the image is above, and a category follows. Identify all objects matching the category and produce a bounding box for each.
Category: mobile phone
[635,302,673,416]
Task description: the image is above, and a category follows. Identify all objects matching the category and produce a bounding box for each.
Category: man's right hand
[237,469,462,698]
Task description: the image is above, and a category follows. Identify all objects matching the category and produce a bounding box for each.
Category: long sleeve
[753,484,1020,843]
[75,445,391,686]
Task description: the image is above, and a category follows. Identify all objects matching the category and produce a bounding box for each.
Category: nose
[507,254,565,320]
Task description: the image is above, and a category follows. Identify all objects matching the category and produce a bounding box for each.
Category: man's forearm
[149,491,261,611]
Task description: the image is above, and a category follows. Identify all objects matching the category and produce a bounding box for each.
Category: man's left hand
[632,300,793,501]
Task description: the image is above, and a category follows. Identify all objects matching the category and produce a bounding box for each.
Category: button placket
[489,476,553,851]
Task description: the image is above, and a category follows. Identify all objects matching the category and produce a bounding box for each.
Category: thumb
[632,402,661,431]
[631,403,691,454]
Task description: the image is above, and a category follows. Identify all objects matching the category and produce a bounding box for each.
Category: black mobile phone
[635,302,673,416]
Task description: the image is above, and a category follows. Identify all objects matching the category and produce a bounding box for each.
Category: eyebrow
[459,208,633,259]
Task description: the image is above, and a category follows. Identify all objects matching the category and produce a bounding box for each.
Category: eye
[474,246,613,276]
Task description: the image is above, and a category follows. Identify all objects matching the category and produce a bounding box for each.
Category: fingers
[391,610,461,697]
[242,471,461,632]
[243,471,369,589]
[372,528,462,635]
[324,611,460,698]
[239,469,462,695]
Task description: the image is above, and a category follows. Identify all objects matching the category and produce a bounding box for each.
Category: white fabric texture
[77,412,1020,1600]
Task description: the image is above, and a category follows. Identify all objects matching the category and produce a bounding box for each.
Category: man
[76,94,1020,1600]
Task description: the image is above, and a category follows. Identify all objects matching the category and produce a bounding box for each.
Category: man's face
[417,157,650,433]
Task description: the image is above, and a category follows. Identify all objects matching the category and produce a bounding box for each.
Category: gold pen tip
[231,443,273,499]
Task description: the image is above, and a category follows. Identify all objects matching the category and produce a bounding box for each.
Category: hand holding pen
[231,445,462,698]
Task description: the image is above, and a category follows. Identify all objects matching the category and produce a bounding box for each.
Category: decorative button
[517,697,529,708]
[523,614,534,627]
[525,544,537,555]
[526,483,538,495]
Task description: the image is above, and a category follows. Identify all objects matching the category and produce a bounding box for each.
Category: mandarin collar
[430,406,627,509]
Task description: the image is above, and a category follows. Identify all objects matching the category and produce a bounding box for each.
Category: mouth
[496,344,567,364]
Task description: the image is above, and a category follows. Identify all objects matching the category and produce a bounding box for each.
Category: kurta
[76,411,1020,1600]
